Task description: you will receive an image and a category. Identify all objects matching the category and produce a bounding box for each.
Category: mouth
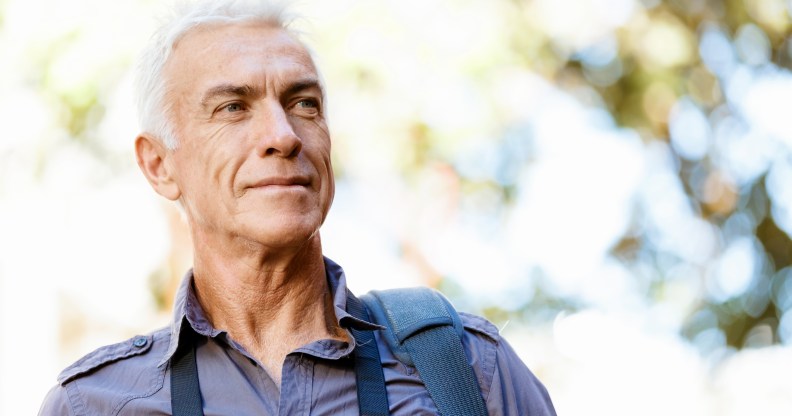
[248,176,311,189]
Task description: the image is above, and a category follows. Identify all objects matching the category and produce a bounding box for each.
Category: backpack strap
[347,294,391,416]
[170,321,205,416]
[361,288,489,416]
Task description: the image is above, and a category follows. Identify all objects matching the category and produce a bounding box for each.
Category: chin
[246,216,322,249]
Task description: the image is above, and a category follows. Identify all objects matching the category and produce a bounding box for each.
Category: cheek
[323,154,335,191]
[303,135,334,207]
[173,143,238,205]
[298,125,332,174]
[324,171,335,215]
[316,144,334,191]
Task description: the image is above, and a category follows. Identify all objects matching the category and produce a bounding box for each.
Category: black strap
[347,294,391,416]
[170,325,204,416]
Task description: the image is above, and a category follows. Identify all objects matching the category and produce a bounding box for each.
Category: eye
[296,99,318,109]
[293,98,320,117]
[222,102,245,113]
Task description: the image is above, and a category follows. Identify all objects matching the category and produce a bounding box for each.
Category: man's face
[161,22,334,249]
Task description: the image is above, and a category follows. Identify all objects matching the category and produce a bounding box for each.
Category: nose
[254,101,302,158]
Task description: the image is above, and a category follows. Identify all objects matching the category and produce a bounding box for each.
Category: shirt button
[133,337,148,348]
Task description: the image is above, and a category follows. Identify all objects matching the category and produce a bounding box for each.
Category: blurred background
[2,0,792,414]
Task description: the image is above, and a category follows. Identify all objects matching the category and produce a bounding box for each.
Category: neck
[189,230,346,385]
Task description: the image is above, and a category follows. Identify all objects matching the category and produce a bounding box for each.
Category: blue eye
[225,103,243,112]
[297,99,317,109]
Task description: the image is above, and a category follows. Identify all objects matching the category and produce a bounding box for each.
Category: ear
[135,134,181,201]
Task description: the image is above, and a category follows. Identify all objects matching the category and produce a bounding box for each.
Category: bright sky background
[2,0,792,414]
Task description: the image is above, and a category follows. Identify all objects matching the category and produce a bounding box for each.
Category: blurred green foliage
[498,0,792,351]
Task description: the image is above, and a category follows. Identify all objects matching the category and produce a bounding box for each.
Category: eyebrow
[199,78,323,108]
[200,84,260,108]
[282,78,323,99]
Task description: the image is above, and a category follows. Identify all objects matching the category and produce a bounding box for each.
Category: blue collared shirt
[39,258,556,415]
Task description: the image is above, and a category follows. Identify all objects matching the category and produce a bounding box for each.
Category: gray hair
[135,0,296,149]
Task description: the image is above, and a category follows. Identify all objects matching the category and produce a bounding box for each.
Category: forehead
[163,21,317,94]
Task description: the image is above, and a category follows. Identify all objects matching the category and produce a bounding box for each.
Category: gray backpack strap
[361,288,489,416]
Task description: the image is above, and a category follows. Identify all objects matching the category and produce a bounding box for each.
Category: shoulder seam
[459,311,500,342]
[110,357,168,415]
[58,327,170,385]
[64,379,87,416]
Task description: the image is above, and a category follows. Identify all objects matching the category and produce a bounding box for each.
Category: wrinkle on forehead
[161,21,319,138]
[164,20,316,86]
[170,20,311,68]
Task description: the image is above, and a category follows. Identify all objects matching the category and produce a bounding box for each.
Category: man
[39,1,556,415]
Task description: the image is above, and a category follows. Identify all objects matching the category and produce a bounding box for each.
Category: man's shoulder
[458,311,500,342]
[57,327,171,385]
[456,310,556,415]
[39,327,172,416]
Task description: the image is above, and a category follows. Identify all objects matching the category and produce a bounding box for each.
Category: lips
[248,175,311,188]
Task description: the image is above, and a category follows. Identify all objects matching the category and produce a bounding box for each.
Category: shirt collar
[160,256,380,366]
[324,256,383,331]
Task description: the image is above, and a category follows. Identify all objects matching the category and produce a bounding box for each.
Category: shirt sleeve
[38,384,74,416]
[486,336,557,416]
